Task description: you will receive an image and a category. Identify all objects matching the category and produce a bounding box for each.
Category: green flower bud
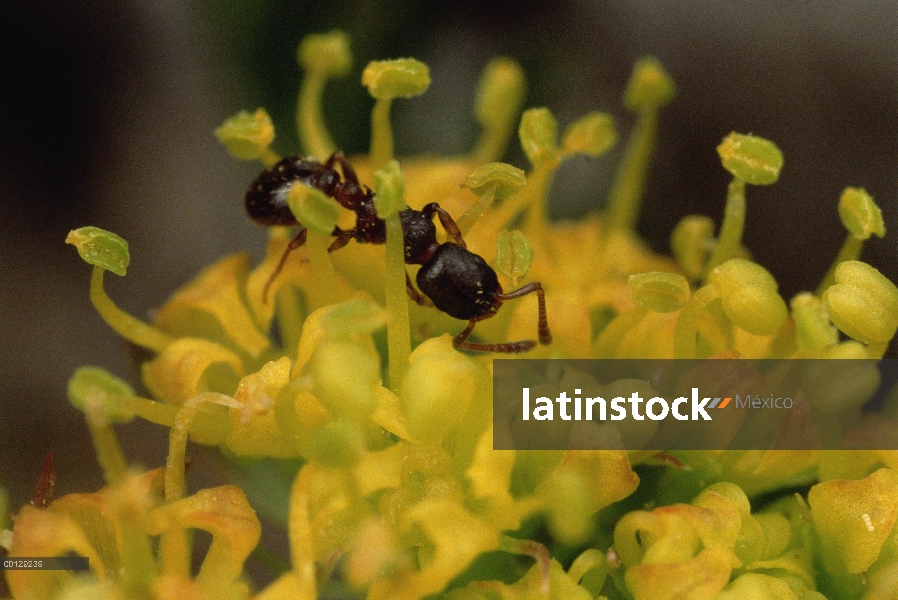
[320,299,388,337]
[67,366,136,423]
[374,160,405,218]
[717,132,783,185]
[838,187,885,240]
[362,58,430,99]
[65,226,130,276]
[474,57,526,134]
[623,56,676,110]
[822,260,898,344]
[628,272,691,313]
[214,108,275,160]
[287,183,339,235]
[464,162,526,199]
[670,215,715,280]
[808,468,898,574]
[709,259,787,335]
[518,107,561,168]
[297,30,352,77]
[309,338,379,418]
[399,338,479,442]
[562,111,617,157]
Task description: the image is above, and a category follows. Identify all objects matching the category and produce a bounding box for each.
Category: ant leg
[324,151,361,186]
[496,282,552,345]
[328,227,354,252]
[263,228,308,303]
[422,202,466,248]
[406,271,433,306]
[453,318,537,353]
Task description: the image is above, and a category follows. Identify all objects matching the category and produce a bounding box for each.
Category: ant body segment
[245,152,551,353]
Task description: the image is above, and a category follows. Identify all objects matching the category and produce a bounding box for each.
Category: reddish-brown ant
[245,152,551,353]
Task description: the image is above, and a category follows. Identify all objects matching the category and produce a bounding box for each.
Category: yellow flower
[23,28,897,600]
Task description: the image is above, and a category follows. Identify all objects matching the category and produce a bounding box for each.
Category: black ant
[245,152,551,353]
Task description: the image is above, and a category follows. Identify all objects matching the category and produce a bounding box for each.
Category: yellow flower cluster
[5,29,898,600]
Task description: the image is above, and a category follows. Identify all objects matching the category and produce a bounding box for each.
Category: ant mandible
[245,152,552,353]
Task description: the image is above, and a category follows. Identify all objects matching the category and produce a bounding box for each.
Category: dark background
[1,0,895,557]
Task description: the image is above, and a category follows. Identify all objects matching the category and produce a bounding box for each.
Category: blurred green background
[0,0,895,585]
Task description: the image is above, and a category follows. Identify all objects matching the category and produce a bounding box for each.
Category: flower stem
[370,98,394,171]
[84,410,128,485]
[305,231,343,309]
[593,307,648,358]
[605,109,659,232]
[289,466,318,600]
[522,165,555,242]
[297,73,335,160]
[384,213,411,390]
[159,399,198,578]
[704,178,746,280]
[456,185,496,236]
[90,266,174,354]
[673,284,721,358]
[816,235,863,296]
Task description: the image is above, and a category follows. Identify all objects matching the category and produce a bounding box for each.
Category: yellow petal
[142,337,243,407]
[154,253,270,359]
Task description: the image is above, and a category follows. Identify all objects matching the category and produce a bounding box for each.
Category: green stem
[456,186,496,236]
[523,165,555,242]
[289,467,317,599]
[673,284,722,358]
[815,235,863,296]
[160,394,210,578]
[370,98,394,171]
[131,396,178,427]
[84,411,127,485]
[305,231,342,309]
[297,73,335,160]
[605,108,660,232]
[487,165,551,241]
[90,266,174,354]
[704,178,746,280]
[593,307,648,358]
[384,213,410,391]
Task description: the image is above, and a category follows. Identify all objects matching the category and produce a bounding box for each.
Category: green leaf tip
[67,366,136,423]
[624,56,675,110]
[362,59,430,99]
[66,226,130,276]
[215,108,275,160]
[287,184,339,236]
[717,132,783,185]
[297,30,352,77]
[838,187,885,240]
[562,111,617,157]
